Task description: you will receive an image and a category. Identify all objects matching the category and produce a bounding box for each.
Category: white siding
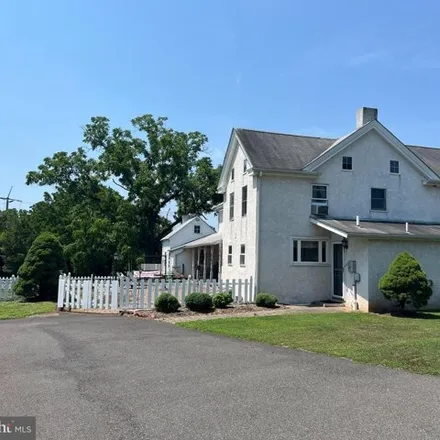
[258,176,331,304]
[221,145,257,283]
[161,217,215,275]
[316,130,440,222]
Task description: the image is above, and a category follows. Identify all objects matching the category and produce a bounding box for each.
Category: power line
[0,187,23,211]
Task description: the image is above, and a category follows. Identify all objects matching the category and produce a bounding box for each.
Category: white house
[215,107,440,312]
[160,215,217,278]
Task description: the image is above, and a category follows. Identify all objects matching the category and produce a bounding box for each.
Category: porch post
[191,248,195,278]
[203,246,208,280]
[197,247,201,280]
[209,245,214,280]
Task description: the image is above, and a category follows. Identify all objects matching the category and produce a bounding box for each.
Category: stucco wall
[316,129,440,222]
[221,145,257,283]
[367,240,440,311]
[342,237,369,312]
[258,176,331,304]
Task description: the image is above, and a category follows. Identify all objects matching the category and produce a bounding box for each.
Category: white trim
[303,120,439,181]
[255,173,261,296]
[292,237,329,264]
[311,183,328,205]
[218,131,253,193]
[310,218,348,238]
[370,187,387,211]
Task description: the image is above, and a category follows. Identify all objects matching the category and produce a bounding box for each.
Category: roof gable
[161,216,214,241]
[217,129,253,192]
[303,120,440,181]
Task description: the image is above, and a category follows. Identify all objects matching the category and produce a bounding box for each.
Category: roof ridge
[235,127,337,141]
[408,144,440,151]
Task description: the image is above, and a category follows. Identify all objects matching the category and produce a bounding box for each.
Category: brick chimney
[356,107,378,128]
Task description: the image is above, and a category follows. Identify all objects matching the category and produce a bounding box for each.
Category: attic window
[194,225,201,234]
[243,159,248,173]
[390,160,399,174]
[342,156,352,170]
[231,168,235,181]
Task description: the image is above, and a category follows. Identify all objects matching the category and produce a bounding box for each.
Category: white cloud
[347,51,384,67]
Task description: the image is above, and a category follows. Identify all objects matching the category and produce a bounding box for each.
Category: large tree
[0,209,36,275]
[14,232,66,301]
[26,114,221,271]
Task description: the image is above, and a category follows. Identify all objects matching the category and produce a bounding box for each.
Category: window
[293,239,328,263]
[242,186,248,216]
[243,159,248,173]
[231,168,235,181]
[342,156,352,170]
[371,188,386,211]
[390,160,399,174]
[227,245,232,265]
[312,185,328,205]
[240,244,245,265]
[229,192,234,220]
[194,225,200,234]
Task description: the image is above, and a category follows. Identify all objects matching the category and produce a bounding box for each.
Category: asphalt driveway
[1,314,439,440]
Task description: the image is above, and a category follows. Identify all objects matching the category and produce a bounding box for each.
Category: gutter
[251,168,319,178]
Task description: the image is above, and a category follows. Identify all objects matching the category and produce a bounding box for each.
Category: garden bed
[119,303,345,323]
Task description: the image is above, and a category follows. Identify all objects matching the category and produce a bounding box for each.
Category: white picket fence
[0,276,19,301]
[57,274,254,311]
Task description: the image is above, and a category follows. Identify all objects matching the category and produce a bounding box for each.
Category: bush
[185,292,213,312]
[379,251,433,310]
[155,293,180,313]
[213,292,233,308]
[14,232,66,302]
[256,293,278,308]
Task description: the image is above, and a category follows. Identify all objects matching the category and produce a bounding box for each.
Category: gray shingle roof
[235,128,440,177]
[313,218,440,239]
[235,129,336,172]
[408,145,440,177]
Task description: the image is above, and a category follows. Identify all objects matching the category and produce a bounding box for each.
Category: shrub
[14,232,66,302]
[256,293,278,308]
[379,251,433,310]
[185,292,213,312]
[155,293,180,313]
[213,292,233,308]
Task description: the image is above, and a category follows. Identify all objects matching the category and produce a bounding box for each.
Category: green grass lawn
[177,312,440,375]
[0,301,56,320]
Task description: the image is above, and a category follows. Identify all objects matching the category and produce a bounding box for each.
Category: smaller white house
[160,215,217,278]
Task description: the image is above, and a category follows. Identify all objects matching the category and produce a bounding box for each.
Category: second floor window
[194,225,200,234]
[342,156,352,170]
[229,192,234,220]
[371,188,386,211]
[242,186,248,216]
[312,185,328,205]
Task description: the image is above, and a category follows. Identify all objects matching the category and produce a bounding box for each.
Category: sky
[1,0,440,219]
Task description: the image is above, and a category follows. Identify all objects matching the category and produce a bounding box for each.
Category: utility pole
[0,187,22,211]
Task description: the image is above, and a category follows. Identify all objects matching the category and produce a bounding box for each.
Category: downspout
[254,171,262,298]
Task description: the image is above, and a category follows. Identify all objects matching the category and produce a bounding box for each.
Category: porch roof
[183,232,222,248]
[170,232,222,251]
[311,217,440,240]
